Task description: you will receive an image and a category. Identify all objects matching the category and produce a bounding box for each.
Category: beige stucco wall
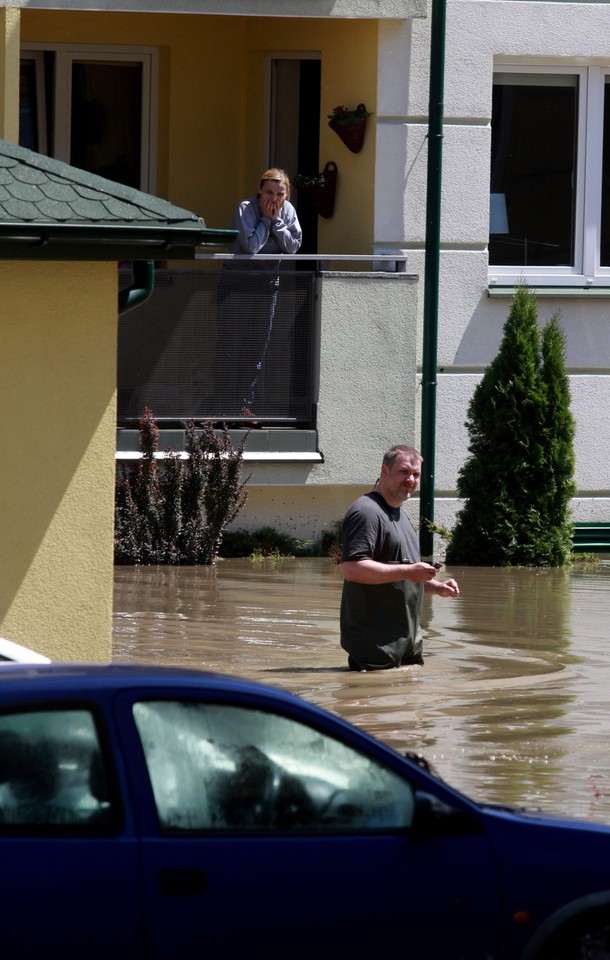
[21,10,378,256]
[0,6,20,142]
[228,270,420,539]
[0,261,117,661]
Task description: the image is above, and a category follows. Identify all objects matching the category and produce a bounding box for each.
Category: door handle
[159,869,207,896]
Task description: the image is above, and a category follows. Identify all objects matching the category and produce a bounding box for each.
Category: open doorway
[268,56,321,256]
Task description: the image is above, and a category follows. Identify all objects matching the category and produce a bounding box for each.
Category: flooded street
[113,559,610,824]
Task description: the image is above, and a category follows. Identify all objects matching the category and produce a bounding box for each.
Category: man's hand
[426,577,460,597]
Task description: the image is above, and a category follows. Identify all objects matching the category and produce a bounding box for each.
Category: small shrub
[571,552,601,567]
[422,519,452,545]
[219,526,309,559]
[251,547,283,564]
[316,520,343,559]
[219,521,345,560]
[114,409,249,565]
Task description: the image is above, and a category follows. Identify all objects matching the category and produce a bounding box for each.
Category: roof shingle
[0,139,235,260]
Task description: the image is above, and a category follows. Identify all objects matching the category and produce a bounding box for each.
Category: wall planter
[328,104,372,154]
[293,162,338,218]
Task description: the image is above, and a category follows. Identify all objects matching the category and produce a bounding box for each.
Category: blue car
[0,663,608,960]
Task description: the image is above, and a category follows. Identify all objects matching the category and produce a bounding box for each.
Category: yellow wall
[244,17,377,254]
[0,6,20,142]
[21,10,378,254]
[0,261,118,661]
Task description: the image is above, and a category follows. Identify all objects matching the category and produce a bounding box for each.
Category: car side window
[133,701,414,833]
[0,709,114,828]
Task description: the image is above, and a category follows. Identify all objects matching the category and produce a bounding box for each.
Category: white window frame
[20,42,158,194]
[489,63,610,289]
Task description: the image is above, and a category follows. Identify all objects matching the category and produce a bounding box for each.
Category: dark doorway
[269,57,321,256]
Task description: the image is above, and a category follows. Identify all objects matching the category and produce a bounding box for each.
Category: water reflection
[113,559,610,823]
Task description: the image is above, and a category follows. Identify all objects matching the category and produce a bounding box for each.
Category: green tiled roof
[0,140,235,260]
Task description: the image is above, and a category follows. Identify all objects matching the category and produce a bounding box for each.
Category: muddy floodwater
[113,558,610,824]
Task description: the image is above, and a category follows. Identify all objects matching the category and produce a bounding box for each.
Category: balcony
[117,254,418,485]
[118,265,315,427]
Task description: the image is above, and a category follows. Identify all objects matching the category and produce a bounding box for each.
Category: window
[133,701,415,832]
[19,44,156,192]
[19,53,46,153]
[489,65,610,287]
[0,709,115,828]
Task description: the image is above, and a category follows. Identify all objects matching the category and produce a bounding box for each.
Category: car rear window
[0,709,116,831]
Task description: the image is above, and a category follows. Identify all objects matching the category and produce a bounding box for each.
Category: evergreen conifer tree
[446,286,575,566]
[539,312,576,563]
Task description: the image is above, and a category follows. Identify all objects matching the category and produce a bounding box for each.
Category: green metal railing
[572,523,610,554]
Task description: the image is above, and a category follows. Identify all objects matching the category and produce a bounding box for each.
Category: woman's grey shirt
[226,197,302,270]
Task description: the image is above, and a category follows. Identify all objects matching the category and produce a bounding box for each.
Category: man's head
[377,445,423,508]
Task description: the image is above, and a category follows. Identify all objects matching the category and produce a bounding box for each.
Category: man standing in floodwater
[340,444,460,671]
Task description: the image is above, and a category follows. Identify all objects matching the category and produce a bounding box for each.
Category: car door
[118,693,501,960]
[0,705,142,959]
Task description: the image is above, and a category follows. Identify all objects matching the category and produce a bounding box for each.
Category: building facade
[404,0,610,531]
[5,0,609,552]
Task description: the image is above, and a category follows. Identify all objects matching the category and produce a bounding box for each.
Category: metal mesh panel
[117,268,314,423]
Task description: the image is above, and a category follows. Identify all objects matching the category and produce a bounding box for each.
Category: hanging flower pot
[328,103,372,154]
[292,162,338,219]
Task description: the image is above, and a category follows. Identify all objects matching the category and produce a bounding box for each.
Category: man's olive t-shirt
[340,491,424,670]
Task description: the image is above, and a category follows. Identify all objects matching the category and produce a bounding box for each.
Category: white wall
[234,270,421,539]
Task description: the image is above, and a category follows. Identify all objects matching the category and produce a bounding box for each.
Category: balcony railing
[117,254,407,427]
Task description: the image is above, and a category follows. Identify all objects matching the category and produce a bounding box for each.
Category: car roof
[0,662,265,691]
[0,661,370,752]
[0,662,326,715]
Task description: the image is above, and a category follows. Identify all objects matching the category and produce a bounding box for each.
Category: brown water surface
[113,559,610,823]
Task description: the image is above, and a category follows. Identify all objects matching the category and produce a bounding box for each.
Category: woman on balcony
[215,169,302,421]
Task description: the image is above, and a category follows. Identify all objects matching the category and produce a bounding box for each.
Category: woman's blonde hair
[259,168,291,201]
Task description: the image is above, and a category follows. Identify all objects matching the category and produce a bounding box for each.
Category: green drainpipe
[419,0,447,561]
[118,260,154,315]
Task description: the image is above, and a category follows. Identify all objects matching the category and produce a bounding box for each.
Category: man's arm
[342,558,438,585]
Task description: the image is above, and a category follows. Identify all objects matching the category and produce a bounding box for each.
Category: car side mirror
[412,791,483,838]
